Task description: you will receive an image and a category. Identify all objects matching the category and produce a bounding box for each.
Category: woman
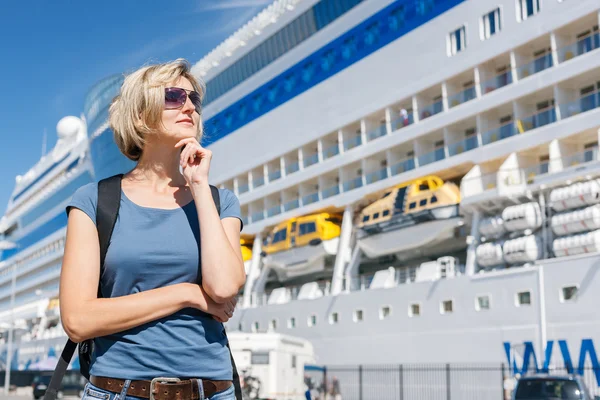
[60,59,246,400]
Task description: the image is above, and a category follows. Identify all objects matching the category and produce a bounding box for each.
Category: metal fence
[304,363,600,400]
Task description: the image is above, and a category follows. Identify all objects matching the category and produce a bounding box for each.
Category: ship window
[481,7,501,40]
[353,309,364,322]
[288,317,296,329]
[419,182,429,191]
[373,212,380,219]
[270,319,277,331]
[382,191,391,198]
[252,322,259,332]
[409,202,417,210]
[561,286,578,302]
[291,355,297,369]
[476,295,491,311]
[308,314,317,327]
[440,300,453,314]
[291,222,297,232]
[299,222,317,235]
[329,312,339,324]
[409,303,420,317]
[516,291,532,306]
[419,199,427,206]
[431,195,438,203]
[517,0,540,22]
[379,306,391,320]
[238,323,242,331]
[448,25,466,56]
[382,210,390,217]
[362,215,370,222]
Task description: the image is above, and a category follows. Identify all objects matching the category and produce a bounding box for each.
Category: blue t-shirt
[66,182,242,380]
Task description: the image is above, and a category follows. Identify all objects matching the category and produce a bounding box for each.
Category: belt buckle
[149,377,181,400]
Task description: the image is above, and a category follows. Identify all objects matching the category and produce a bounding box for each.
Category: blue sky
[0,0,272,211]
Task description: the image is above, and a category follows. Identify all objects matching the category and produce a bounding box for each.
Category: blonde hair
[109,59,205,161]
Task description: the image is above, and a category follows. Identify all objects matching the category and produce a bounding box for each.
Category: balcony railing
[344,135,362,151]
[321,185,340,199]
[323,143,340,159]
[253,176,265,188]
[284,199,300,212]
[558,31,600,63]
[286,161,300,175]
[516,53,553,80]
[238,184,250,194]
[302,192,320,205]
[480,70,512,95]
[447,135,478,156]
[559,89,600,119]
[391,112,414,131]
[516,106,557,133]
[447,85,476,108]
[419,99,443,120]
[563,147,599,168]
[481,121,517,145]
[268,169,282,182]
[267,205,282,217]
[343,176,363,192]
[252,211,265,222]
[365,168,388,184]
[304,153,319,168]
[418,147,445,166]
[523,162,550,183]
[390,158,415,175]
[367,124,387,141]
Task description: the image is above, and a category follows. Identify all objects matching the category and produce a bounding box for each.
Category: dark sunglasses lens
[189,92,202,114]
[165,88,186,109]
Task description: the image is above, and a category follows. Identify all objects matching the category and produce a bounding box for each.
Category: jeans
[81,381,235,400]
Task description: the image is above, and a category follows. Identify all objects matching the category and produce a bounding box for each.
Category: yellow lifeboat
[261,212,342,281]
[356,175,464,259]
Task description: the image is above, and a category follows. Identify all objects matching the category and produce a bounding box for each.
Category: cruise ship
[1,0,600,391]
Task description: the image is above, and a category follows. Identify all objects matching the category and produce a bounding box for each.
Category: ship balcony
[319,171,340,200]
[479,52,512,95]
[415,84,443,121]
[341,121,362,152]
[266,159,282,183]
[446,70,477,109]
[364,111,388,142]
[302,142,319,169]
[341,162,364,192]
[265,194,282,218]
[237,175,250,195]
[513,35,553,80]
[389,99,415,132]
[321,132,340,160]
[445,117,479,157]
[250,167,265,190]
[283,150,300,176]
[281,188,300,213]
[300,179,321,207]
[554,14,600,64]
[388,142,416,176]
[364,155,389,185]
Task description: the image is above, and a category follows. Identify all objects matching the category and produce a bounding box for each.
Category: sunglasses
[164,87,202,114]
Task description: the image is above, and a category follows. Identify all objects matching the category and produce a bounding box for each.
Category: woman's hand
[207,296,238,323]
[185,283,237,322]
[175,137,212,186]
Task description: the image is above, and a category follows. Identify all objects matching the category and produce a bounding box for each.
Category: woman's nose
[181,95,195,114]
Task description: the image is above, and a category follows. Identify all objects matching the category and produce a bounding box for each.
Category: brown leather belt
[90,375,232,400]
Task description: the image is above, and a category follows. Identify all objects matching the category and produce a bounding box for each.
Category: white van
[228,331,316,400]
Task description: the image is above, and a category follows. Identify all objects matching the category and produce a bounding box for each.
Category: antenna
[41,128,47,157]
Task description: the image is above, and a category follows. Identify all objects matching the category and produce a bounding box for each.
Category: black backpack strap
[96,174,124,285]
[46,175,123,399]
[208,185,242,400]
